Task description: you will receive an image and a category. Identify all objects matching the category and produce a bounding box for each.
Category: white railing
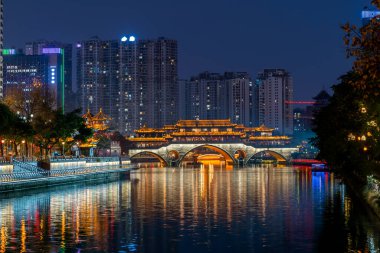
[0,159,134,183]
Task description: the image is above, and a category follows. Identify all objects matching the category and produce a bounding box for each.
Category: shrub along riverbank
[312,0,380,217]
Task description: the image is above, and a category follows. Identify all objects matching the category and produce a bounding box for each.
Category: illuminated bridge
[127,120,299,167]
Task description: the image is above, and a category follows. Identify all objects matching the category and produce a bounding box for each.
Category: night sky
[4,0,371,100]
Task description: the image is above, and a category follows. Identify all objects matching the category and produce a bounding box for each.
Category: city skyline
[4,0,371,101]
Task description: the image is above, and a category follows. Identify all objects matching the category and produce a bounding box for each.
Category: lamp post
[0,139,4,158]
[62,142,65,156]
[21,140,25,159]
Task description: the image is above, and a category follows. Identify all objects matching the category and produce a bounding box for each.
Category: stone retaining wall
[0,168,130,193]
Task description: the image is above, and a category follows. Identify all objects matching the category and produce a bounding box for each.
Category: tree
[313,0,380,181]
[0,103,15,135]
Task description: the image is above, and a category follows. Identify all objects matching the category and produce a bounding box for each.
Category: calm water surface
[0,166,379,253]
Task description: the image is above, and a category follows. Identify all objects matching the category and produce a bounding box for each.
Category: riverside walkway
[0,158,135,193]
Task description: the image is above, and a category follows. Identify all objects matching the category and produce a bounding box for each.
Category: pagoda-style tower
[82,108,111,131]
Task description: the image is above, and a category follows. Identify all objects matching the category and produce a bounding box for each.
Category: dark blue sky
[4,0,371,100]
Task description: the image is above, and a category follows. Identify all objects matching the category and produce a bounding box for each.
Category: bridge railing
[0,164,133,183]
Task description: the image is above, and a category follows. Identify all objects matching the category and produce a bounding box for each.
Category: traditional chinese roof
[171,131,243,136]
[249,136,291,141]
[128,137,168,142]
[163,125,177,130]
[92,108,111,122]
[313,90,331,101]
[253,125,275,132]
[82,109,93,121]
[176,119,237,127]
[135,125,166,134]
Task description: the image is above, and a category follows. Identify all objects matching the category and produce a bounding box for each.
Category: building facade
[82,36,179,134]
[3,51,65,114]
[184,72,254,126]
[0,0,3,99]
[256,69,293,135]
[76,38,120,129]
[24,40,74,112]
[138,38,178,130]
[119,36,139,134]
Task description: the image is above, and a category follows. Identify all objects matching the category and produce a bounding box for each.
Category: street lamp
[0,139,4,158]
[62,142,65,156]
[22,140,25,159]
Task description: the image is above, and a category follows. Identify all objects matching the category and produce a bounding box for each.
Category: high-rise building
[76,38,120,128]
[139,38,178,129]
[3,51,65,115]
[224,72,252,126]
[77,36,178,134]
[256,69,293,135]
[184,71,254,126]
[119,36,139,133]
[362,9,380,25]
[187,72,224,120]
[0,0,3,99]
[25,40,74,112]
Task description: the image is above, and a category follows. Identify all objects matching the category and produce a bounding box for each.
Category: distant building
[3,51,65,113]
[362,9,380,25]
[24,41,74,112]
[119,36,139,134]
[224,72,252,126]
[139,38,178,129]
[186,72,224,120]
[77,36,179,134]
[184,71,254,126]
[293,89,331,133]
[313,89,331,111]
[76,37,120,129]
[256,69,293,135]
[0,0,3,99]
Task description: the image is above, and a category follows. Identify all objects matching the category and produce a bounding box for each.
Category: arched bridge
[129,143,299,167]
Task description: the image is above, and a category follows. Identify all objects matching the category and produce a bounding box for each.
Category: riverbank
[0,167,131,193]
[343,174,380,219]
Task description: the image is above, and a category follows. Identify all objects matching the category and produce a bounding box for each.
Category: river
[0,165,379,252]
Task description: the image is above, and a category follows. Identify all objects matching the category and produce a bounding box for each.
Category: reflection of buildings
[127,119,291,149]
[0,181,132,252]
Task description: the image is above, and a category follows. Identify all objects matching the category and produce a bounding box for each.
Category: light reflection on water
[0,166,379,252]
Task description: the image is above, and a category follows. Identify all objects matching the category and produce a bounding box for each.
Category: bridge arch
[178,144,235,166]
[130,151,168,167]
[248,150,287,163]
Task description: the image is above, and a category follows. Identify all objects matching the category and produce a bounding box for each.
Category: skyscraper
[0,0,3,99]
[187,72,224,120]
[139,38,178,129]
[119,36,139,134]
[184,71,254,126]
[77,38,120,127]
[224,72,252,126]
[25,40,74,112]
[77,36,178,134]
[256,69,293,135]
[3,51,66,115]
